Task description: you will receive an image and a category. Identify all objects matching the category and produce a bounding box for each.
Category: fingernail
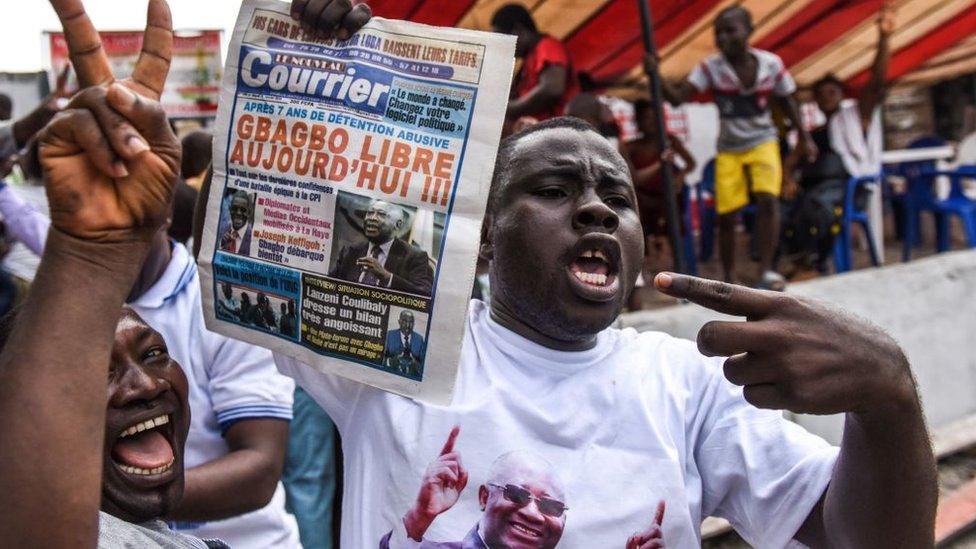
[337,29,349,40]
[127,135,150,154]
[655,272,673,289]
[110,83,137,107]
[113,160,129,177]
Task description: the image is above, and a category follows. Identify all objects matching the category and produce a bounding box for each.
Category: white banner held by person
[199,0,514,404]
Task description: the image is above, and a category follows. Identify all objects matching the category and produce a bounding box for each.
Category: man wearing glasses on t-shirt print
[379,426,666,549]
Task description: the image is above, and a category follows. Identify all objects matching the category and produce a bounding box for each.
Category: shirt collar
[369,238,394,258]
[131,241,197,309]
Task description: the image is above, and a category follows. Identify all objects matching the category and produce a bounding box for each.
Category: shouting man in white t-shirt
[271,112,937,546]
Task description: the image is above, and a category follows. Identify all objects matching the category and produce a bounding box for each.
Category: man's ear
[478,484,489,511]
[479,213,494,261]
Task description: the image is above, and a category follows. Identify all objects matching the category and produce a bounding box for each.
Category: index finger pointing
[130,0,172,99]
[653,499,665,526]
[654,273,774,319]
[51,0,114,88]
[439,426,460,456]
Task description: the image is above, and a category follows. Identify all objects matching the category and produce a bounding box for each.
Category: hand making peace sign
[38,0,180,246]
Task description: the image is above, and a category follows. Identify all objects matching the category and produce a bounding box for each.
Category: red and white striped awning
[365,0,976,92]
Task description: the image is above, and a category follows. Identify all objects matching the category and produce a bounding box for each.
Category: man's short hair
[488,116,598,217]
[633,98,654,117]
[716,5,753,32]
[0,93,11,120]
[491,4,537,34]
[181,130,213,179]
[813,73,848,95]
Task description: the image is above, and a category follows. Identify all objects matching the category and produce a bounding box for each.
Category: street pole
[637,0,687,274]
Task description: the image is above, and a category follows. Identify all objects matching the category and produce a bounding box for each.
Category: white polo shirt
[131,242,300,549]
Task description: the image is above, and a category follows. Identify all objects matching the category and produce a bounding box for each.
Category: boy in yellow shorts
[650,6,816,288]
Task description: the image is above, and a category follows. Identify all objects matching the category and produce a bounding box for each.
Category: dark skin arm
[643,54,696,105]
[168,419,290,520]
[507,64,567,119]
[631,135,695,189]
[654,273,937,548]
[776,94,818,162]
[0,1,179,545]
[859,3,894,127]
[10,65,72,149]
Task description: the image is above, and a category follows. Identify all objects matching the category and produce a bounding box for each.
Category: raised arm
[0,2,179,544]
[643,54,696,105]
[507,64,568,119]
[777,94,817,162]
[859,3,895,125]
[9,64,72,150]
[654,273,937,548]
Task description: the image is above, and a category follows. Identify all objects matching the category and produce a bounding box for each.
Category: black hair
[633,98,653,117]
[716,5,753,32]
[813,74,847,95]
[0,93,11,120]
[491,4,537,33]
[488,116,598,216]
[180,129,213,179]
[0,303,20,353]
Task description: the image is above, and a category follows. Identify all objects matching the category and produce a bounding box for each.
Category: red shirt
[515,35,579,121]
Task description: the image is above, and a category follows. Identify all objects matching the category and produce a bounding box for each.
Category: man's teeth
[118,414,170,438]
[579,249,608,262]
[511,523,541,537]
[119,459,175,476]
[573,271,608,286]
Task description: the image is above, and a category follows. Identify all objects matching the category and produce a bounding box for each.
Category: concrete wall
[621,250,976,445]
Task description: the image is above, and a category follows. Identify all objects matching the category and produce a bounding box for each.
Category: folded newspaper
[199,0,515,404]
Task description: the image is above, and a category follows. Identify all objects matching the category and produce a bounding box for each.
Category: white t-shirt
[131,243,301,549]
[277,300,838,548]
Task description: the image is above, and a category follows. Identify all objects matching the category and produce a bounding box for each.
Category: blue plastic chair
[920,165,976,251]
[832,174,882,273]
[891,136,948,261]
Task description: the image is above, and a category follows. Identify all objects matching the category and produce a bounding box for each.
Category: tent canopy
[366,0,976,93]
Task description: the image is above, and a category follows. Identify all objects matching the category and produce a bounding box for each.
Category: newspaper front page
[199,0,514,404]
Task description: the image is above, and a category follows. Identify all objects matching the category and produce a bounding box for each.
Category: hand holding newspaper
[199,0,515,404]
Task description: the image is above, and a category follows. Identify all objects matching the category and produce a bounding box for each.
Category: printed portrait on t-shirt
[377,426,665,548]
[217,187,257,256]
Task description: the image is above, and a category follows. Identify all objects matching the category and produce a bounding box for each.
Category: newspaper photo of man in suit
[219,189,254,255]
[384,310,426,377]
[330,199,434,296]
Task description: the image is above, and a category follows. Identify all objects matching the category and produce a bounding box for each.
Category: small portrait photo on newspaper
[217,187,257,256]
[383,306,428,379]
[329,191,443,297]
[215,280,300,341]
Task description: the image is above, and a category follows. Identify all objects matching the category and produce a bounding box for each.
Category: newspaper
[199,0,514,404]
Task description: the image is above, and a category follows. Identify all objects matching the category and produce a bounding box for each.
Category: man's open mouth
[566,236,622,302]
[111,414,176,477]
[509,520,544,539]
